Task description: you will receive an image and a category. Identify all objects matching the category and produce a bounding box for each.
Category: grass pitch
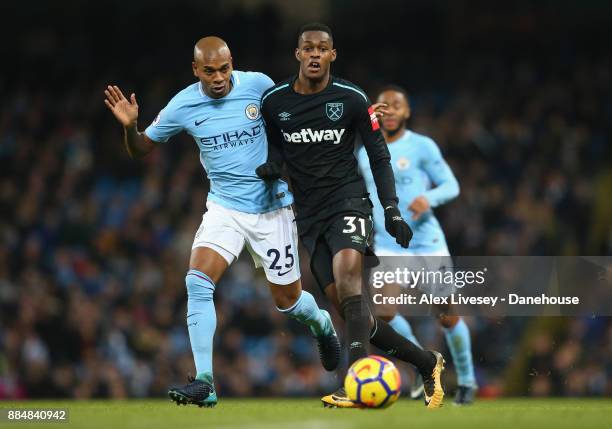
[1,398,610,429]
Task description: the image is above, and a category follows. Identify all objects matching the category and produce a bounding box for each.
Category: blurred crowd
[1,1,611,399]
[524,318,611,396]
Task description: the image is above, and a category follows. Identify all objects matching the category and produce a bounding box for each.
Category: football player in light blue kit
[103,36,340,407]
[357,85,476,405]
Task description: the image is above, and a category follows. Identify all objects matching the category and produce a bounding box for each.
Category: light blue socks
[389,314,422,348]
[389,314,476,387]
[277,290,330,336]
[185,269,217,380]
[443,318,476,387]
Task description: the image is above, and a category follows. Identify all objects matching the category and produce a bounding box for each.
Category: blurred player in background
[103,36,341,408]
[357,85,477,405]
[256,23,445,409]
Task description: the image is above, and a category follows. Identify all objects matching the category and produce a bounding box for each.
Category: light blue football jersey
[357,130,459,253]
[145,70,293,213]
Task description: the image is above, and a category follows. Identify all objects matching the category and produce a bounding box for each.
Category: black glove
[255,162,282,180]
[384,205,413,248]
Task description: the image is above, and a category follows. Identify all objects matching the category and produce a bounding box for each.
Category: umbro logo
[351,235,364,244]
[278,112,291,121]
[195,118,209,126]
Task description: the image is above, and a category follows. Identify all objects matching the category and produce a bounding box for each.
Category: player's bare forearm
[123,124,156,159]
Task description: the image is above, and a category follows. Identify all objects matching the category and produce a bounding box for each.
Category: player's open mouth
[212,84,226,93]
[308,62,321,71]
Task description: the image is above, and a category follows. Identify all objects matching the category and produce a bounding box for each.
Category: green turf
[1,398,610,429]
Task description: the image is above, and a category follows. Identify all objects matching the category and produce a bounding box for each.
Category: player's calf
[275,285,341,371]
[385,313,425,399]
[341,294,371,364]
[185,269,217,382]
[332,249,371,364]
[439,313,476,399]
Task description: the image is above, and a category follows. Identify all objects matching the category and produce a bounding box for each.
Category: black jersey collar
[290,74,334,96]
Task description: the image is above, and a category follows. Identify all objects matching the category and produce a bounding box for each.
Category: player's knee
[438,314,459,328]
[378,314,394,323]
[185,270,215,302]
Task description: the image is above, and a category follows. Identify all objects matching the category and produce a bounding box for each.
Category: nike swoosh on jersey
[195,118,208,126]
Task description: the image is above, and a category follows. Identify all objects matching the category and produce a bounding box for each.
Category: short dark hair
[297,23,333,45]
[377,84,410,106]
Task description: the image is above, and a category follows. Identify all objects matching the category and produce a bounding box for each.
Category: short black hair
[297,23,333,45]
[377,84,410,106]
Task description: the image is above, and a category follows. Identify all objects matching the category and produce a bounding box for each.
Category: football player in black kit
[256,23,445,408]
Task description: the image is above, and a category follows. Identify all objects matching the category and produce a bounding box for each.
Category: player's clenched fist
[255,162,282,180]
[408,195,430,220]
[104,85,139,127]
[384,205,413,248]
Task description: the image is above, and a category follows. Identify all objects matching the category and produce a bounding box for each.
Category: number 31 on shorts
[342,216,368,236]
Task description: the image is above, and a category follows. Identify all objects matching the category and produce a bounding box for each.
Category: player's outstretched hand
[384,205,413,248]
[104,85,139,127]
[255,162,282,180]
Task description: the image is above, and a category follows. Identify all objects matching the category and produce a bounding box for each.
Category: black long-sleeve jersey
[261,75,398,220]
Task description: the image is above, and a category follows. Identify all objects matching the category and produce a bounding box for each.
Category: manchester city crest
[326,102,344,121]
[396,157,411,170]
[245,103,260,120]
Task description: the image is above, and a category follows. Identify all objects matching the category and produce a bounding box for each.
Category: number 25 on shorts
[267,244,294,275]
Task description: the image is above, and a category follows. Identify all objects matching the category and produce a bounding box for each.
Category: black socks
[341,295,370,365]
[341,296,436,374]
[370,317,436,374]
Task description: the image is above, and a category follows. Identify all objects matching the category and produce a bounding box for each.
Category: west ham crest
[326,102,344,121]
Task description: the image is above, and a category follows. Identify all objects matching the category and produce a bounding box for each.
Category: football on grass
[344,355,402,408]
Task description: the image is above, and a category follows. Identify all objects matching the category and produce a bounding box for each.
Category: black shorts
[298,197,374,291]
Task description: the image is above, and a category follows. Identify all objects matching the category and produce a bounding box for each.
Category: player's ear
[295,48,301,62]
[192,61,198,77]
[330,49,337,63]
